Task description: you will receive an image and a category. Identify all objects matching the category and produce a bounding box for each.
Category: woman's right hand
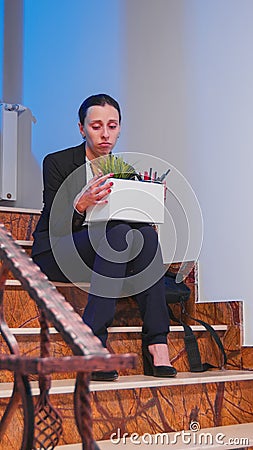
[74,172,114,214]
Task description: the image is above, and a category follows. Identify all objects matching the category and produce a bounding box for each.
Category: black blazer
[32,143,87,257]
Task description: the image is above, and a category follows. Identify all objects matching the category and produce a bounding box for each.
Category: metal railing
[0,224,136,449]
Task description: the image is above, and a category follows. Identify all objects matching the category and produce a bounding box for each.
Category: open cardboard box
[85,178,164,223]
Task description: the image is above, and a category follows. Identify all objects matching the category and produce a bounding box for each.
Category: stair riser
[0,211,39,241]
[6,249,32,280]
[242,347,253,370]
[1,286,243,334]
[0,335,74,382]
[2,288,241,330]
[1,380,252,448]
[90,381,253,441]
[3,285,197,328]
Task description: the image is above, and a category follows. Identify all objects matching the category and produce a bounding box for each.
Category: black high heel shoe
[91,370,118,381]
[142,345,177,378]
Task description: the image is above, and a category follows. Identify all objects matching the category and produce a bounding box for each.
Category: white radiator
[0,103,32,201]
[0,104,19,200]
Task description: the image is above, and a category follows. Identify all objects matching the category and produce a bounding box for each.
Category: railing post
[74,372,100,450]
[33,310,63,449]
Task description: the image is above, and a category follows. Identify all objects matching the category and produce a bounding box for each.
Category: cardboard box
[85,178,164,223]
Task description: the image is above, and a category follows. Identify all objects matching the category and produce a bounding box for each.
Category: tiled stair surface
[0,279,246,380]
[1,299,252,448]
[0,296,244,381]
[0,208,253,449]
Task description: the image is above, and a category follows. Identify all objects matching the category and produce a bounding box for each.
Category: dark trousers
[33,221,170,347]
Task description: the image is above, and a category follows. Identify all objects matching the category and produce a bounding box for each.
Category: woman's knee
[106,222,133,251]
[138,225,159,246]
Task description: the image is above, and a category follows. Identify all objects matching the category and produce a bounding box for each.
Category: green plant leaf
[92,155,136,179]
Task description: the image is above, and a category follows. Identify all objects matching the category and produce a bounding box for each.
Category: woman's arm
[43,153,113,236]
[43,154,85,236]
[74,173,114,214]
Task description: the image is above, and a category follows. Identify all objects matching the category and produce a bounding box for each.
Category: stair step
[1,371,252,398]
[3,324,228,335]
[2,208,252,449]
[15,239,33,247]
[0,206,40,214]
[0,323,230,383]
[55,422,253,449]
[5,279,91,289]
[0,324,231,384]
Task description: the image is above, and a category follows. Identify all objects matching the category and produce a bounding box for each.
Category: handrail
[0,224,136,449]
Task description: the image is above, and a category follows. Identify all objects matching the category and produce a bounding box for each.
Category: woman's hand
[74,173,114,214]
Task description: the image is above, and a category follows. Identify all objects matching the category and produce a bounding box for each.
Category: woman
[32,93,177,381]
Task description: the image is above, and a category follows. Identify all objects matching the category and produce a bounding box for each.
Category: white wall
[122,0,189,172]
[123,0,253,344]
[183,0,253,345]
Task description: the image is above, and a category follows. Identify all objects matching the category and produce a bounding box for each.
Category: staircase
[0,206,253,449]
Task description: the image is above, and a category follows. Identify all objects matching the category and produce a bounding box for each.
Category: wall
[183,0,253,345]
[123,0,253,345]
[0,0,125,208]
[23,0,124,165]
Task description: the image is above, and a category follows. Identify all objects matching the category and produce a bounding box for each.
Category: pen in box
[156,168,171,182]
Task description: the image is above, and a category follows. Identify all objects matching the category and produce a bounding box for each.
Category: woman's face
[79,103,120,160]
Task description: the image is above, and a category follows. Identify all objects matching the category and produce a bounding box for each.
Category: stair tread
[1,371,252,398]
[2,324,228,335]
[0,206,40,214]
[55,422,253,449]
[5,279,91,288]
[15,240,33,246]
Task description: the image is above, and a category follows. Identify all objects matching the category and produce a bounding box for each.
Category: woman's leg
[130,225,170,346]
[79,222,134,347]
[34,223,133,347]
[33,250,71,282]
[129,225,176,374]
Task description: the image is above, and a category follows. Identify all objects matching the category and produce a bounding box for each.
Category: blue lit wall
[23,0,124,163]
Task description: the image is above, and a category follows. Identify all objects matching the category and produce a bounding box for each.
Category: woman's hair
[78,94,121,125]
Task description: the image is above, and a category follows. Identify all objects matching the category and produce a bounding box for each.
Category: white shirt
[74,156,94,217]
[85,156,94,184]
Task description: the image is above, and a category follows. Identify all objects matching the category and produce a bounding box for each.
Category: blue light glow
[23,0,123,163]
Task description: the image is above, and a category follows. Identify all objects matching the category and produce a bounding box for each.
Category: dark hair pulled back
[78,93,121,125]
